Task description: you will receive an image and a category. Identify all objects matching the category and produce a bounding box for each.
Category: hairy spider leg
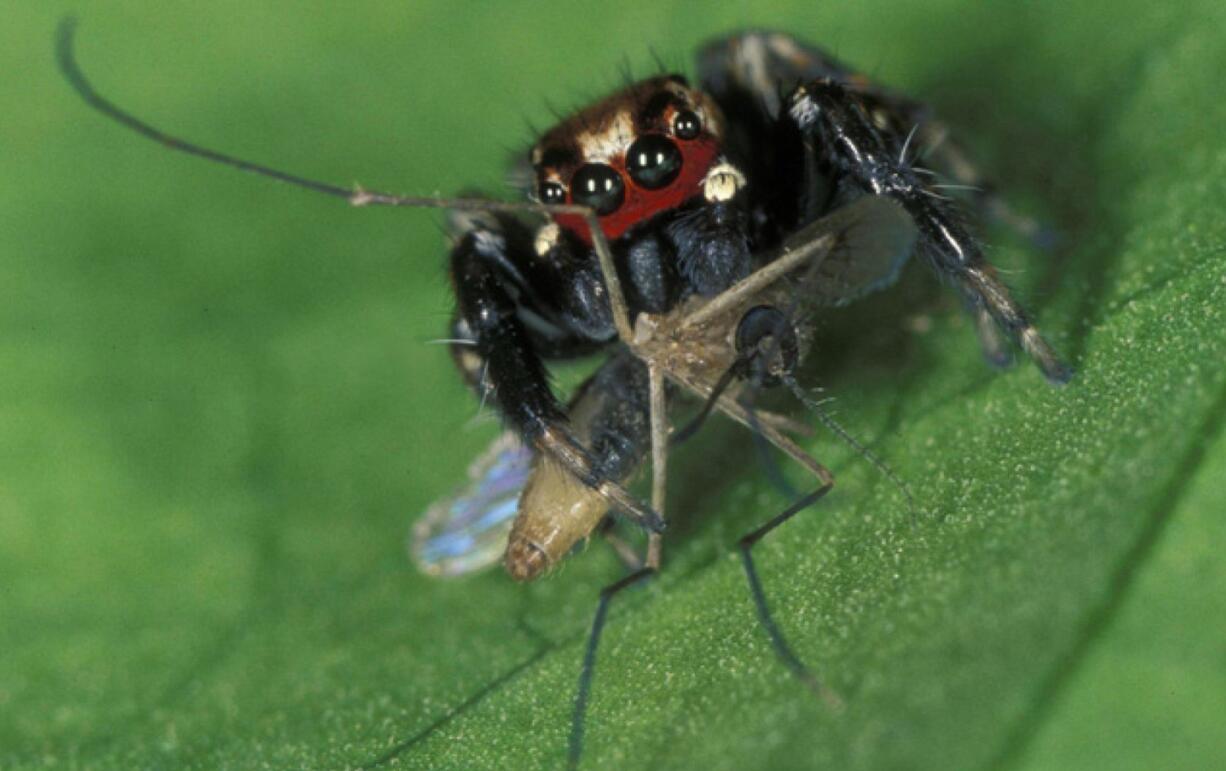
[697,30,1071,384]
[844,94,1052,368]
[787,79,1071,384]
[906,118,1058,249]
[784,80,1073,382]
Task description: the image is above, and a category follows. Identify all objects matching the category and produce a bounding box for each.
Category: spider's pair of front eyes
[539,110,702,216]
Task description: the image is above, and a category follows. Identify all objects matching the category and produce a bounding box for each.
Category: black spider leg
[787,79,1072,384]
[697,32,1065,381]
[449,217,666,535]
[698,31,1051,250]
[847,93,1045,369]
[901,112,1058,251]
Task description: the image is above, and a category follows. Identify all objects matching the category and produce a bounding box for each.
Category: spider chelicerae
[59,22,1070,768]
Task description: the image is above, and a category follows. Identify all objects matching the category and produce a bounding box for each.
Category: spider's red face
[531,75,725,244]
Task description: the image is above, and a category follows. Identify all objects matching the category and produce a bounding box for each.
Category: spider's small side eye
[626,135,682,190]
[539,181,567,205]
[672,110,702,140]
[571,164,625,216]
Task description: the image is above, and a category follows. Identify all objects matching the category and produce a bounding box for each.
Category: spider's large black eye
[570,164,624,216]
[735,305,799,387]
[539,180,566,204]
[626,135,682,190]
[672,110,702,140]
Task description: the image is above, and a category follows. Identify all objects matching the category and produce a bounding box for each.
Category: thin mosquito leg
[710,392,831,484]
[749,408,815,438]
[587,225,633,344]
[600,527,647,573]
[671,361,742,447]
[646,363,669,569]
[568,567,655,770]
[738,482,843,709]
[569,363,668,769]
[745,396,799,501]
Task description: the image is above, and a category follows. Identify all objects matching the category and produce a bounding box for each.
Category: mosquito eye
[539,181,566,204]
[570,164,625,216]
[735,306,799,387]
[672,110,702,140]
[626,135,682,190]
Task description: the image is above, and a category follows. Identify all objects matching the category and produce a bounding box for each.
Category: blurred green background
[3,1,1225,769]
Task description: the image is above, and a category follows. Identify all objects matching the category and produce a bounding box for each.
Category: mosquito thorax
[531,75,726,244]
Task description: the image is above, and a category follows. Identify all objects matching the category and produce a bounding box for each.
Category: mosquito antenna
[782,373,918,518]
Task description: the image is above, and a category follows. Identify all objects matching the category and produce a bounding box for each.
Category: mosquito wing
[410,431,532,577]
[784,194,920,307]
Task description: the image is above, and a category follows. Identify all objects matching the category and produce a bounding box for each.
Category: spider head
[531,75,724,244]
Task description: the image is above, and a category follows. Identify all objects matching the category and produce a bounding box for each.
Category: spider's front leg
[788,79,1072,384]
[447,212,663,534]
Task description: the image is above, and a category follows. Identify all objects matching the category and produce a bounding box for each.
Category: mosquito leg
[745,398,799,501]
[646,362,669,569]
[568,362,668,769]
[587,216,634,343]
[750,408,815,438]
[568,566,655,770]
[698,383,843,705]
[738,480,843,709]
[599,525,644,571]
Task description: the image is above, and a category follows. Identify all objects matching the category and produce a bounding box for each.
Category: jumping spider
[59,22,1069,768]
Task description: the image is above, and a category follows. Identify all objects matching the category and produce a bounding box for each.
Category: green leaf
[3,2,1224,769]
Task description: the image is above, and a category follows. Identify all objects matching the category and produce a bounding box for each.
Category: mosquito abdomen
[504,456,610,581]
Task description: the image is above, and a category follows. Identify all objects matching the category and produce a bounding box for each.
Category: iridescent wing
[410,431,532,577]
